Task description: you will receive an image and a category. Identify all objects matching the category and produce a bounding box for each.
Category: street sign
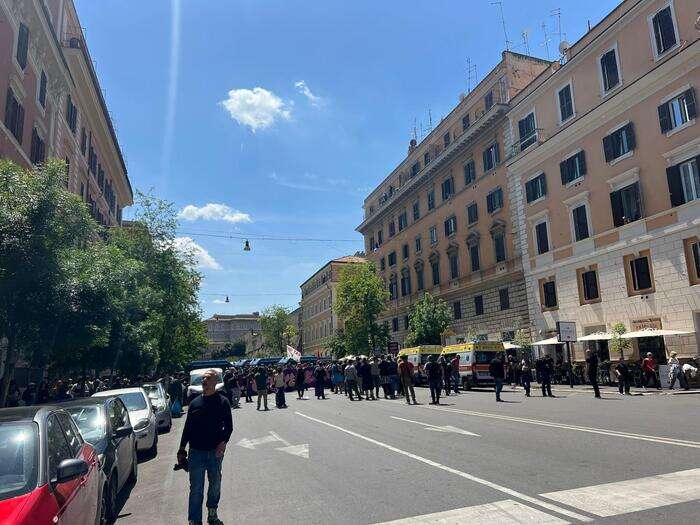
[388,342,399,355]
[556,321,577,342]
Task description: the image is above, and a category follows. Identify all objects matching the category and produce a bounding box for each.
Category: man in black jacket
[489,354,506,402]
[178,370,233,525]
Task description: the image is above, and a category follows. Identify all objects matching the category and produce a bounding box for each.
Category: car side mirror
[151,405,157,413]
[114,425,133,439]
[55,458,88,484]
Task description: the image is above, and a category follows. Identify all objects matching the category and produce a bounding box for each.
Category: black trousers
[618,376,630,394]
[588,374,600,397]
[643,370,660,389]
[540,376,552,396]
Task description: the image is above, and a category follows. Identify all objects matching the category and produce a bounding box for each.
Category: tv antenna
[521,29,531,55]
[466,57,478,93]
[491,1,511,51]
[541,21,551,60]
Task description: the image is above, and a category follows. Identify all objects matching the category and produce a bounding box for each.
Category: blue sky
[75,0,617,318]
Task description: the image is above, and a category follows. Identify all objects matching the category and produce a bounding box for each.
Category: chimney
[408,138,417,153]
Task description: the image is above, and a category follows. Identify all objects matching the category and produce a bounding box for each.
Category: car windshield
[475,351,496,364]
[118,392,148,411]
[0,422,38,502]
[66,406,106,444]
[190,372,221,386]
[143,385,162,398]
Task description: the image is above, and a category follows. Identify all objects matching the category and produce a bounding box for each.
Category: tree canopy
[260,304,295,355]
[404,293,451,346]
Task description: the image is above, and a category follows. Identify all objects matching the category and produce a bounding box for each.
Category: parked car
[0,406,105,525]
[93,388,157,457]
[142,382,171,432]
[61,397,138,521]
[186,368,224,405]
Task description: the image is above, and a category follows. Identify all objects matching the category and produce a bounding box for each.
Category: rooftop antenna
[466,57,478,93]
[521,29,531,55]
[551,8,563,48]
[491,1,511,51]
[412,118,417,141]
[541,21,551,60]
[427,109,433,133]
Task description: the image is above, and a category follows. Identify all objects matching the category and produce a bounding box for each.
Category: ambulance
[397,345,443,385]
[441,341,505,389]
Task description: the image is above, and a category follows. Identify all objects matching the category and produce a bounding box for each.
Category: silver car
[93,387,158,456]
[143,382,172,432]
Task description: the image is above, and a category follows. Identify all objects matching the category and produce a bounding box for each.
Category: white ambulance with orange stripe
[441,341,505,389]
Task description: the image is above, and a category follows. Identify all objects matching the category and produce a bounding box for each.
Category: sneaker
[207,507,222,524]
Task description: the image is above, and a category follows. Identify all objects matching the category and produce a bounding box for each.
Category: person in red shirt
[642,352,661,390]
[398,355,417,405]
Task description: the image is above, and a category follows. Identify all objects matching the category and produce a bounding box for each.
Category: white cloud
[268,172,363,194]
[178,203,251,224]
[212,298,227,304]
[173,237,222,270]
[220,87,291,132]
[294,80,322,107]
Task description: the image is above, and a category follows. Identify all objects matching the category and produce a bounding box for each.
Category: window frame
[658,85,696,136]
[647,2,679,61]
[603,121,635,165]
[441,176,455,201]
[483,141,500,172]
[467,202,478,225]
[469,244,480,272]
[486,187,504,214]
[683,237,700,286]
[444,215,457,237]
[577,265,601,305]
[499,288,510,310]
[556,79,576,125]
[412,200,420,221]
[464,159,476,185]
[449,251,459,280]
[623,250,655,296]
[474,295,484,316]
[429,226,438,246]
[525,172,547,204]
[427,188,435,210]
[539,277,558,311]
[533,217,551,255]
[453,300,462,319]
[493,231,506,263]
[415,236,422,253]
[518,111,537,151]
[598,43,622,96]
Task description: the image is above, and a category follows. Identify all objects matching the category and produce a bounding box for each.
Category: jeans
[346,380,361,400]
[276,387,286,407]
[521,371,532,396]
[618,376,630,394]
[401,379,416,403]
[494,378,503,400]
[452,372,460,392]
[257,389,268,410]
[188,448,223,523]
[231,387,241,408]
[428,379,442,403]
[443,374,451,396]
[669,369,688,390]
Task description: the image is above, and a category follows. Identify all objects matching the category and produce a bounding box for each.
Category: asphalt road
[114,385,700,524]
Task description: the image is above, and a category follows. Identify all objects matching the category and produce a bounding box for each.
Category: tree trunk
[0,328,18,407]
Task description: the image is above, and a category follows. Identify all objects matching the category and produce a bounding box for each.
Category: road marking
[235,434,281,449]
[296,411,592,522]
[372,499,569,524]
[276,443,310,458]
[416,405,700,449]
[391,416,480,436]
[540,468,700,517]
[269,431,290,446]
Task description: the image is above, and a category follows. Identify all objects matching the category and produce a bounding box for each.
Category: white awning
[531,337,563,346]
[621,328,694,339]
[578,332,614,341]
[503,342,521,349]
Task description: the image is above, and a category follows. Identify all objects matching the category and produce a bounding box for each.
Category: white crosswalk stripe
[540,468,700,517]
[372,499,569,525]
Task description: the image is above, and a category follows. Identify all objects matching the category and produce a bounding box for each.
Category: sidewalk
[547,384,700,396]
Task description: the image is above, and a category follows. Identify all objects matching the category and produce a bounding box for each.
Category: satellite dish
[558,40,570,55]
[459,92,466,101]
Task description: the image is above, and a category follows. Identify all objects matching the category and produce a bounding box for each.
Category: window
[389,276,397,300]
[542,279,558,309]
[474,295,484,316]
[668,157,700,207]
[369,235,375,252]
[499,288,510,310]
[404,315,410,330]
[525,173,547,203]
[483,142,500,172]
[484,91,493,110]
[431,259,440,285]
[572,204,590,241]
[560,151,587,184]
[683,237,700,285]
[486,188,503,214]
[412,200,420,221]
[579,267,600,303]
[47,415,73,481]
[377,229,384,246]
[388,251,397,266]
[424,152,431,166]
[415,236,422,253]
[625,252,654,294]
[402,243,409,260]
[16,23,29,70]
[658,89,696,134]
[558,83,574,122]
[464,159,476,185]
[603,123,635,162]
[599,48,620,93]
[30,128,45,164]
[429,226,437,245]
[443,132,451,148]
[469,244,480,272]
[392,318,399,332]
[56,413,82,457]
[388,221,396,237]
[441,177,454,201]
[518,112,537,150]
[416,266,424,291]
[66,95,78,134]
[398,211,407,231]
[38,71,47,108]
[535,221,549,254]
[411,162,420,177]
[494,232,506,262]
[400,271,411,296]
[444,216,457,237]
[467,202,478,224]
[462,114,470,131]
[610,182,642,227]
[449,252,459,279]
[427,189,435,210]
[453,301,462,319]
[4,88,25,143]
[650,5,677,57]
[80,128,87,155]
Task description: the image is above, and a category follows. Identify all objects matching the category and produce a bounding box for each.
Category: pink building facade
[0,0,132,225]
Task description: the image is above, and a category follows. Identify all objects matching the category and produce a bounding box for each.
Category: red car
[0,406,105,525]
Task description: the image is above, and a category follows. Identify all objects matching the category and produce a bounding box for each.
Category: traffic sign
[556,321,577,342]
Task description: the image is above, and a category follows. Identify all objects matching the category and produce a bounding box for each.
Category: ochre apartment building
[0,0,132,225]
[357,52,552,346]
[507,0,700,362]
[299,256,366,356]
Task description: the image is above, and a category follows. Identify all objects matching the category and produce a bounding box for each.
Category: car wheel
[128,447,138,484]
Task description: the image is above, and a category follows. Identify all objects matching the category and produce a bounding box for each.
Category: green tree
[334,262,389,354]
[0,160,96,405]
[609,322,630,360]
[513,328,533,361]
[260,305,292,355]
[404,293,452,346]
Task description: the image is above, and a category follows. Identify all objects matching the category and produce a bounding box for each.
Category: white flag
[287,345,301,362]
